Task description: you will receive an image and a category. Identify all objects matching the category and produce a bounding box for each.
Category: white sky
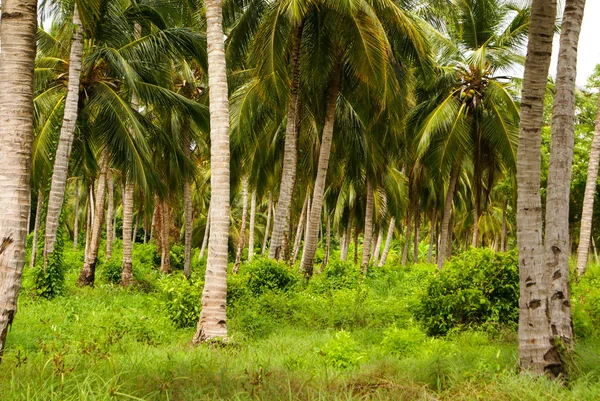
[551,1,600,87]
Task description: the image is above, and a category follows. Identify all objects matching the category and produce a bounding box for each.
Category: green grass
[1,243,600,400]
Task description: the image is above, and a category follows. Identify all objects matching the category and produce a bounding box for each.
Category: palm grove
[0,0,596,378]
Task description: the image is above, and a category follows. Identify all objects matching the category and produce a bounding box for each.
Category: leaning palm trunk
[0,0,37,358]
[544,0,585,348]
[379,217,395,267]
[193,0,231,343]
[516,0,561,375]
[576,95,600,275]
[30,191,44,268]
[269,25,303,260]
[183,123,193,279]
[299,69,341,278]
[233,178,249,273]
[247,190,257,262]
[372,230,383,263]
[199,205,210,260]
[78,154,109,286]
[105,172,114,260]
[361,180,375,273]
[43,6,84,263]
[261,194,273,257]
[437,160,460,269]
[291,193,309,263]
[121,182,135,286]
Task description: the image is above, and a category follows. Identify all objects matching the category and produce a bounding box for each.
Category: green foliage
[572,264,600,339]
[241,258,299,296]
[158,274,203,328]
[309,259,360,292]
[169,244,185,271]
[32,214,66,299]
[100,259,122,285]
[380,326,427,357]
[319,331,364,369]
[419,248,519,336]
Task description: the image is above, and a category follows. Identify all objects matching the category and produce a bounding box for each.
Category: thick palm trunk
[544,0,585,348]
[372,230,383,263]
[427,210,436,263]
[261,194,272,257]
[78,154,109,286]
[299,70,340,278]
[30,191,44,268]
[233,178,249,273]
[437,160,460,269]
[269,25,303,260]
[379,218,395,267]
[516,0,561,375]
[193,0,231,343]
[160,199,171,274]
[105,173,114,260]
[247,190,257,262]
[43,6,84,262]
[183,124,193,279]
[73,182,80,250]
[121,182,134,286]
[0,0,37,358]
[361,180,375,273]
[199,205,210,260]
[576,95,600,275]
[292,192,309,263]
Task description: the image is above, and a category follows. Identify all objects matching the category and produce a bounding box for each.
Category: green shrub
[241,258,299,296]
[32,214,66,299]
[319,331,364,369]
[309,259,360,293]
[419,248,519,336]
[380,326,426,357]
[572,264,600,339]
[100,259,122,285]
[169,244,185,271]
[158,274,203,328]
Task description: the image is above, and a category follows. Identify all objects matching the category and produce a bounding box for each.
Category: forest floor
[1,242,600,400]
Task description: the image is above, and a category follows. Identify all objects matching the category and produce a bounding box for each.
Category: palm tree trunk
[501,201,508,252]
[121,182,135,286]
[413,202,421,264]
[193,0,231,343]
[402,208,412,266]
[132,214,138,243]
[379,218,395,267]
[150,205,157,244]
[322,214,331,270]
[446,212,454,259]
[292,192,309,263]
[199,205,210,260]
[341,206,354,262]
[544,0,585,349]
[247,190,257,262]
[261,194,273,257]
[160,198,171,274]
[105,172,114,260]
[353,228,359,265]
[0,0,37,358]
[78,154,109,286]
[183,122,193,279]
[361,179,375,273]
[576,95,600,275]
[372,230,383,263]
[30,191,44,268]
[233,178,249,273]
[516,0,561,375]
[427,210,436,263]
[73,182,80,250]
[269,25,304,261]
[84,189,92,257]
[43,5,84,263]
[437,159,461,269]
[299,67,341,278]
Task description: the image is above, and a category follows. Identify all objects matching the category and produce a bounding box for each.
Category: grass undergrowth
[1,243,599,400]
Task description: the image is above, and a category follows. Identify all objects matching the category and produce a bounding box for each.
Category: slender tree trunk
[78,154,109,286]
[261,194,272,257]
[106,172,114,260]
[150,205,157,244]
[353,227,359,265]
[304,194,311,248]
[292,192,309,263]
[121,182,134,286]
[427,210,436,263]
[501,201,508,252]
[247,190,256,262]
[341,206,354,262]
[199,205,210,260]
[361,180,375,273]
[413,202,420,264]
[0,0,37,358]
[132,214,138,243]
[516,0,562,375]
[73,182,80,250]
[373,230,383,263]
[472,199,480,248]
[233,178,249,273]
[299,68,341,278]
[30,191,44,268]
[322,214,331,270]
[84,190,92,257]
[576,95,600,275]
[43,6,84,262]
[437,160,460,269]
[402,208,412,266]
[160,199,171,274]
[269,25,304,261]
[446,212,454,259]
[194,0,231,343]
[183,122,193,279]
[544,0,585,349]
[379,218,395,267]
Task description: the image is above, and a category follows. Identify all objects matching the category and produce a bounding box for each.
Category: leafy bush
[169,244,185,271]
[101,259,122,285]
[319,331,364,369]
[309,259,360,293]
[158,275,203,328]
[419,248,519,336]
[32,214,66,299]
[241,258,299,296]
[380,326,426,357]
[572,264,600,338]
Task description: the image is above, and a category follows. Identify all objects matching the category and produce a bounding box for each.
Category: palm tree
[0,0,38,357]
[193,0,231,343]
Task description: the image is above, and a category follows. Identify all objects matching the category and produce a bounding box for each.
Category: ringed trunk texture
[0,0,37,359]
[516,0,562,376]
[233,178,249,274]
[361,180,375,273]
[437,160,460,269]
[199,205,210,260]
[193,0,231,343]
[544,0,585,347]
[73,182,80,250]
[106,172,114,260]
[247,190,257,262]
[379,217,395,267]
[268,25,303,260]
[43,6,84,262]
[576,93,600,275]
[78,154,108,286]
[121,182,134,286]
[261,194,272,257]
[30,191,44,268]
[183,123,193,279]
[299,69,340,278]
